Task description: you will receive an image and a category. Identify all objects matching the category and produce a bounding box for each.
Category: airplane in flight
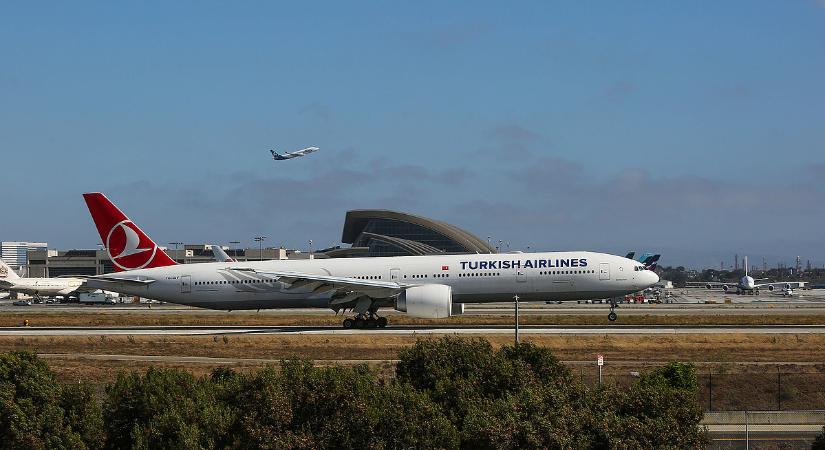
[270,146,319,161]
[81,192,659,327]
[0,259,88,299]
[695,256,807,294]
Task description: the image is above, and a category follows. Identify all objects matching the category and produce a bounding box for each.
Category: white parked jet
[81,192,659,327]
[698,256,807,294]
[270,146,319,161]
[210,245,235,263]
[0,260,88,299]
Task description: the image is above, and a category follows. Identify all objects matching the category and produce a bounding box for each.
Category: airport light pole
[253,236,267,261]
[96,244,105,275]
[229,241,240,259]
[308,240,313,260]
[514,294,520,344]
[168,242,183,263]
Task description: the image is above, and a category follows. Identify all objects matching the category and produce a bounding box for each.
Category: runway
[4,299,825,316]
[4,324,825,336]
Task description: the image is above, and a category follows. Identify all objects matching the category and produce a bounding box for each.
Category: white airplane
[210,245,235,263]
[697,256,807,294]
[270,146,319,161]
[0,259,88,299]
[81,192,659,327]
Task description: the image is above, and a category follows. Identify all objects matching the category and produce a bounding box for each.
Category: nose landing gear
[608,298,618,322]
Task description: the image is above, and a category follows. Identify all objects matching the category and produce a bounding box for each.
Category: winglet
[0,259,20,280]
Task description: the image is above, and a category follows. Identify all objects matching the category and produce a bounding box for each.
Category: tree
[104,367,233,449]
[586,362,709,449]
[812,426,825,450]
[0,351,100,449]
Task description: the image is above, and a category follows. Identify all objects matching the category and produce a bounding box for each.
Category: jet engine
[768,285,774,291]
[705,284,713,290]
[722,285,731,292]
[395,284,452,319]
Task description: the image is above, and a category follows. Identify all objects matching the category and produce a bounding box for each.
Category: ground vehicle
[78,292,116,304]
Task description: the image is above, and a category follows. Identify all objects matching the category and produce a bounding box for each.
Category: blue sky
[2,1,824,269]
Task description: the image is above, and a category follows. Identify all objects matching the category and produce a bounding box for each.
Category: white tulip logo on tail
[106,220,158,270]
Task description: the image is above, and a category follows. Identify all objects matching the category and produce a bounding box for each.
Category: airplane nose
[648,270,660,285]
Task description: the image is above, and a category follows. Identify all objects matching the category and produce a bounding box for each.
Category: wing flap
[227,268,405,298]
[88,275,156,285]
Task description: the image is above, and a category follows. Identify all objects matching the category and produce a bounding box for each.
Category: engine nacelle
[768,285,775,291]
[785,283,791,290]
[395,284,452,319]
[705,284,713,290]
[722,285,731,292]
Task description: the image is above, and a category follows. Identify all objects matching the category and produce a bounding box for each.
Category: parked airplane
[211,245,235,263]
[0,260,88,299]
[81,192,659,327]
[696,256,807,294]
[270,146,319,161]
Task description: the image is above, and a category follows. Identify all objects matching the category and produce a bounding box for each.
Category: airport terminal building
[24,210,495,277]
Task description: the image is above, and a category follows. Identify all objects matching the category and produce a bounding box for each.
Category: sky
[1,1,824,269]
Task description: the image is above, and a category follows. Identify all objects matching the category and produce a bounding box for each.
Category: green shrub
[0,351,102,449]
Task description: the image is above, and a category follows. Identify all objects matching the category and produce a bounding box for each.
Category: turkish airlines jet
[82,192,659,327]
[0,260,87,299]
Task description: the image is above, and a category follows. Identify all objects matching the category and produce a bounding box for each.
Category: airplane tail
[210,245,235,263]
[270,149,281,158]
[0,259,21,280]
[82,192,178,272]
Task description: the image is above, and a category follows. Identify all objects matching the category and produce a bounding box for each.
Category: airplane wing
[0,280,14,289]
[687,281,739,290]
[83,275,157,286]
[754,281,808,290]
[227,267,407,306]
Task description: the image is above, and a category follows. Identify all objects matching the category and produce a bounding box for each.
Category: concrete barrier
[704,410,825,425]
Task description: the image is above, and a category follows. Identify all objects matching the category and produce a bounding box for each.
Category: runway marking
[4,325,825,336]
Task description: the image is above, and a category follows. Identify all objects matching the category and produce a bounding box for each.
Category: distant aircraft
[624,252,660,271]
[270,146,319,161]
[0,259,89,299]
[691,256,807,294]
[210,245,235,263]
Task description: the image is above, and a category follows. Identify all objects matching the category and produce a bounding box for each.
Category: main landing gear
[342,311,388,329]
[608,298,619,322]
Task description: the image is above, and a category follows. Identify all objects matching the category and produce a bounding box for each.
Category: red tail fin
[82,192,178,272]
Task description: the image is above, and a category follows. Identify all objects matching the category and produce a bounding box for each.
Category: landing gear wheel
[377,317,388,328]
[343,318,355,329]
[608,311,617,322]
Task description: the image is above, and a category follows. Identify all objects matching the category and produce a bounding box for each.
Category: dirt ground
[3,333,824,384]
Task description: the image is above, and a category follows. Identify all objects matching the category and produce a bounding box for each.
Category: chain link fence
[574,367,825,412]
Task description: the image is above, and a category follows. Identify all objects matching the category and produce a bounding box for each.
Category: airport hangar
[24,210,498,278]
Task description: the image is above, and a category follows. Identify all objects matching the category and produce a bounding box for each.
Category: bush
[0,351,103,449]
[0,342,708,449]
[585,363,708,449]
[105,367,234,449]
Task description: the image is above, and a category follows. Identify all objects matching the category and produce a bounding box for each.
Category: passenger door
[389,268,401,283]
[599,263,610,281]
[180,275,191,293]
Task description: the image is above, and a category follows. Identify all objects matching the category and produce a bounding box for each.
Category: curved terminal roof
[341,209,496,255]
